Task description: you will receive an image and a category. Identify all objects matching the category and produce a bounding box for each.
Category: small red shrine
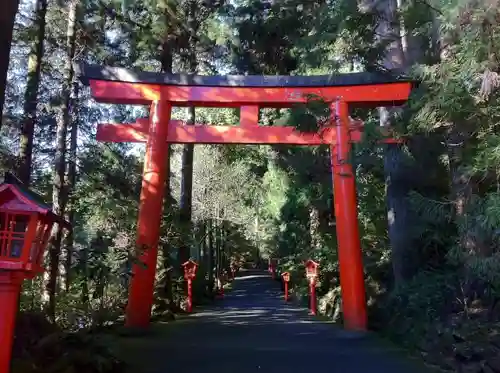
[305,259,319,281]
[0,172,69,373]
[282,272,291,302]
[305,259,320,315]
[182,259,198,280]
[182,259,198,313]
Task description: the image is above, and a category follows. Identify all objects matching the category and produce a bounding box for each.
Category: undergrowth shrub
[12,312,125,373]
[370,270,460,344]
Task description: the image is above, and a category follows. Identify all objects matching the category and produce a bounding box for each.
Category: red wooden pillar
[330,99,367,331]
[187,279,193,313]
[309,279,317,315]
[0,273,22,373]
[125,100,171,328]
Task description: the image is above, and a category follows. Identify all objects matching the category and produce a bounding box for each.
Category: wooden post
[0,273,22,373]
[330,100,367,331]
[125,100,171,328]
[284,281,289,302]
[309,279,317,315]
[187,279,193,313]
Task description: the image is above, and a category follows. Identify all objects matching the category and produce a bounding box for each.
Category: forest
[2,0,500,372]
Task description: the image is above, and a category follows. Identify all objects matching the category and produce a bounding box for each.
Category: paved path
[118,270,432,373]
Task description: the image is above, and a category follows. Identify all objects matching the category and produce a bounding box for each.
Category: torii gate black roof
[77,64,412,88]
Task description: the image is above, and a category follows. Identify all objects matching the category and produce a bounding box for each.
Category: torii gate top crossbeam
[77,64,412,108]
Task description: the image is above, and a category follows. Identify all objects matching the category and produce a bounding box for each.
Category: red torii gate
[79,64,412,331]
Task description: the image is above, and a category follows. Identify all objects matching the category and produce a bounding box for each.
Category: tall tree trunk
[0,0,20,123]
[384,143,420,283]
[18,0,48,184]
[158,15,176,311]
[434,15,482,258]
[62,80,79,291]
[179,108,194,265]
[215,204,222,288]
[222,223,230,275]
[81,244,89,307]
[43,0,78,320]
[363,0,420,284]
[309,205,321,254]
[207,218,215,295]
[178,0,198,266]
[200,220,206,259]
[445,127,488,256]
[195,223,202,260]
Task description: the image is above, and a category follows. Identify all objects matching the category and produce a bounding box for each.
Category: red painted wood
[88,79,412,107]
[97,118,149,142]
[331,100,367,331]
[97,120,335,145]
[86,71,411,333]
[187,279,193,313]
[96,118,403,145]
[0,273,22,373]
[309,279,317,315]
[240,106,259,127]
[125,101,171,328]
[0,184,49,214]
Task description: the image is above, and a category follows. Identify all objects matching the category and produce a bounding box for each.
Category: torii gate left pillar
[125,100,171,328]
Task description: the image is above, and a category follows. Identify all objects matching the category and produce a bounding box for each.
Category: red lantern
[182,259,198,280]
[304,259,319,315]
[281,272,290,302]
[182,259,198,313]
[305,259,319,281]
[282,271,290,283]
[0,173,69,373]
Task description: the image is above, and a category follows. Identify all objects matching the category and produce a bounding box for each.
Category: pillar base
[0,271,23,373]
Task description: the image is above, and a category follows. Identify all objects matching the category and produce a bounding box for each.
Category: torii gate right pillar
[331,99,367,331]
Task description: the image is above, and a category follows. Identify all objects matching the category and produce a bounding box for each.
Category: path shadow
[112,269,434,373]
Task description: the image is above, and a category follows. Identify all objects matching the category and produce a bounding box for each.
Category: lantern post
[182,259,198,313]
[268,258,277,280]
[0,173,69,373]
[281,272,290,302]
[305,260,319,315]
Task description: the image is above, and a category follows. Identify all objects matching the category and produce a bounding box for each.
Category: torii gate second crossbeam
[78,64,413,332]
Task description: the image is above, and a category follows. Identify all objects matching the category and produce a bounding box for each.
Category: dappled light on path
[117,270,432,373]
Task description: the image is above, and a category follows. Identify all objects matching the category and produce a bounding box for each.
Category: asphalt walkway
[118,270,432,373]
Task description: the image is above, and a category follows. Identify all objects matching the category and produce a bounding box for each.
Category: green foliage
[372,270,461,344]
[13,312,125,373]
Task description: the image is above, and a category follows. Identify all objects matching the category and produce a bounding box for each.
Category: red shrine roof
[0,173,70,227]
